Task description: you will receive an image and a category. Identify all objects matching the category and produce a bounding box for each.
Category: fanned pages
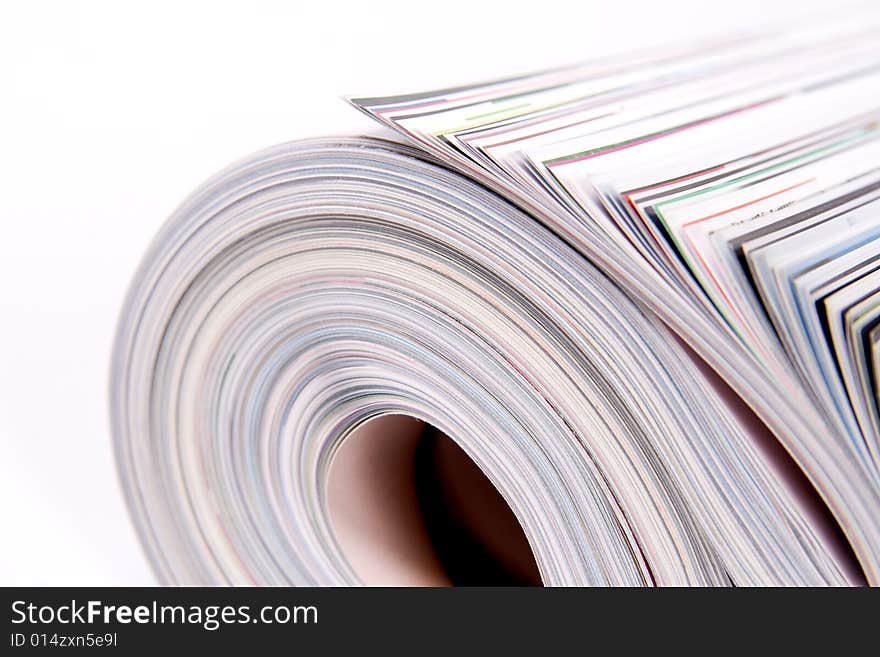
[113,12,880,586]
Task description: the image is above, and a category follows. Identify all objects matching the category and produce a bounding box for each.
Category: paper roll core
[326,414,542,586]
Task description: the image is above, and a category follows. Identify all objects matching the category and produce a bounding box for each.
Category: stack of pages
[112,13,880,586]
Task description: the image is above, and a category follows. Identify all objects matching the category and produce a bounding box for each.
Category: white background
[0,0,831,584]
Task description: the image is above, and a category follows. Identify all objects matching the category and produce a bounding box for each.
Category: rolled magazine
[112,14,880,586]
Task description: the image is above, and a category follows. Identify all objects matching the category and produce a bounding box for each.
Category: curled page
[113,13,880,586]
[112,138,858,586]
